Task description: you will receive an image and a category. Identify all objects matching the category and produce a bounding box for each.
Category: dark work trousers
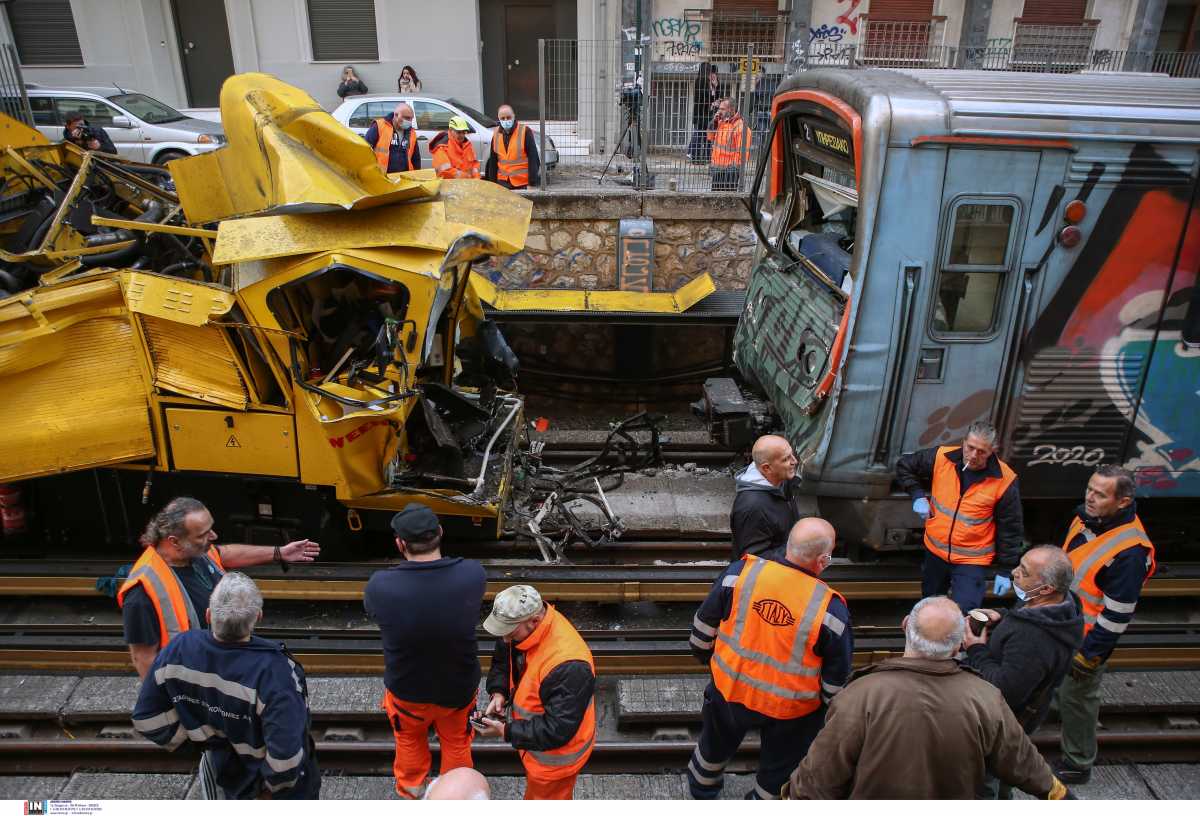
[687,682,824,800]
[711,167,741,192]
[921,550,988,614]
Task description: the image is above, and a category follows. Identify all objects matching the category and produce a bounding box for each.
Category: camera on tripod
[619,85,642,111]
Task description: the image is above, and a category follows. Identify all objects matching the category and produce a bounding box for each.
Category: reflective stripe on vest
[710,555,835,719]
[492,124,529,187]
[923,446,1016,566]
[1063,517,1155,637]
[510,604,596,778]
[117,547,225,649]
[372,118,416,172]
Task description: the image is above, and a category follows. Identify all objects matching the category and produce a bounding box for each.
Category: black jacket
[895,446,1024,567]
[63,120,117,155]
[486,639,594,752]
[962,596,1084,732]
[337,78,368,98]
[483,123,540,188]
[729,463,800,561]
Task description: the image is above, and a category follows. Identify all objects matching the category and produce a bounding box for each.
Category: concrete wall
[5,0,484,112]
[475,191,756,291]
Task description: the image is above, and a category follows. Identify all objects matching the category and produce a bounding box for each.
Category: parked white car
[329,94,557,171]
[23,85,225,164]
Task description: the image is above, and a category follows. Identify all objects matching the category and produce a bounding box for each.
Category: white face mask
[500,118,515,131]
[397,118,412,131]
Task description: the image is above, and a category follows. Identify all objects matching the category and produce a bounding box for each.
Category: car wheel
[153,149,189,165]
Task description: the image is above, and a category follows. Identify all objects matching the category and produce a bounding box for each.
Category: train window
[948,204,1014,266]
[934,201,1016,335]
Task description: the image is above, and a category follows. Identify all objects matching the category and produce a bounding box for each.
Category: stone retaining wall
[476,191,756,291]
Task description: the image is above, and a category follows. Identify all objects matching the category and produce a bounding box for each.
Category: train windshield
[752,109,857,287]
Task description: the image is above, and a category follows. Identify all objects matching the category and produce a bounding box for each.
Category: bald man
[424,768,490,800]
[783,596,1070,800]
[687,518,852,800]
[483,103,540,189]
[730,435,802,561]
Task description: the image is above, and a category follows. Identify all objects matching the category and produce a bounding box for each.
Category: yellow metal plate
[0,316,155,481]
[121,272,235,326]
[469,270,717,313]
[166,407,297,477]
[169,73,438,223]
[140,315,249,409]
[0,113,49,148]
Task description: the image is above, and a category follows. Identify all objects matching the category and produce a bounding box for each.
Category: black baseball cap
[390,503,440,540]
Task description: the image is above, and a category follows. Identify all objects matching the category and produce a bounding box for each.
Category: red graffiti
[836,0,862,35]
[327,419,392,449]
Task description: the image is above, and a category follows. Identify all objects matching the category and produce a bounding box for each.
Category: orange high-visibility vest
[924,446,1017,566]
[711,555,842,719]
[431,134,480,179]
[372,117,417,172]
[117,546,225,649]
[510,604,596,780]
[708,116,750,168]
[491,124,529,188]
[1063,515,1155,637]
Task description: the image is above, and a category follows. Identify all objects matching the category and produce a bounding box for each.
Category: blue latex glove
[992,574,1013,597]
[912,497,930,520]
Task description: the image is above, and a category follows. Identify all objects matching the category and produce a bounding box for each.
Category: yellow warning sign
[226,435,241,448]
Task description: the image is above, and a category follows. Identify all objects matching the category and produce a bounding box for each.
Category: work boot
[1052,759,1091,785]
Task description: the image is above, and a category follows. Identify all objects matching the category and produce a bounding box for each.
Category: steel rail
[4,573,1198,603]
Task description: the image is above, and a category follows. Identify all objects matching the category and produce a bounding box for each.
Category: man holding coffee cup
[961,545,1083,798]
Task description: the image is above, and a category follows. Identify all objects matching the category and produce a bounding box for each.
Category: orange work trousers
[524,773,579,800]
[382,690,474,799]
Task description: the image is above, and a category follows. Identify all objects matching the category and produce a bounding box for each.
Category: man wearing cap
[475,585,596,799]
[363,504,487,799]
[430,116,480,180]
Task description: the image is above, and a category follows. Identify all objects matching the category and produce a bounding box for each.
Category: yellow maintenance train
[0,75,533,550]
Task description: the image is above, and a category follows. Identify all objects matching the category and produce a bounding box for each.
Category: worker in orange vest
[1054,465,1155,785]
[117,496,321,678]
[430,116,480,180]
[707,98,750,191]
[476,585,595,799]
[687,518,853,799]
[484,104,540,189]
[896,420,1024,614]
[363,102,420,172]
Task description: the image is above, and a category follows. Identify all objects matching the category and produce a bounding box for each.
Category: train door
[897,148,1039,452]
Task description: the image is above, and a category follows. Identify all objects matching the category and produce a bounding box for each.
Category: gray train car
[727,69,1200,554]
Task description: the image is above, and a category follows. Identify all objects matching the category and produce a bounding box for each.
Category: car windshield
[447,98,497,127]
[107,93,186,124]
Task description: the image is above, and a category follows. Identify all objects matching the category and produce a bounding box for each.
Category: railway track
[3,559,1199,603]
[2,622,1197,674]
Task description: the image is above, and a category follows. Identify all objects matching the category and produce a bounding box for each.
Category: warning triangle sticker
[226,435,241,448]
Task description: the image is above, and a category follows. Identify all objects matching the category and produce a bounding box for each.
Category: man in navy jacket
[132,572,319,799]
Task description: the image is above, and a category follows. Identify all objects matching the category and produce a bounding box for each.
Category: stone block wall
[476,191,757,291]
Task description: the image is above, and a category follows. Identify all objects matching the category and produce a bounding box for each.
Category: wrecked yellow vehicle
[0,74,531,546]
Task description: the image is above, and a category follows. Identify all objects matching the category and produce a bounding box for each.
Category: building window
[307,0,378,62]
[6,0,84,66]
[934,202,1016,335]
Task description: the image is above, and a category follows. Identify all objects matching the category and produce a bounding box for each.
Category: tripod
[598,103,641,186]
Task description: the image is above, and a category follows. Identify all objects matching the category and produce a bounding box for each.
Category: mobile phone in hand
[468,713,488,732]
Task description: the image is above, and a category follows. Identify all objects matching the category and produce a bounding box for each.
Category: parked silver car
[329,93,557,171]
[24,85,225,164]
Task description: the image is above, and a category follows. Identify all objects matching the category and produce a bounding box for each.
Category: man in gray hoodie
[730,435,801,561]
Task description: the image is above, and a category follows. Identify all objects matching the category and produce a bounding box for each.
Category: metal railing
[858,16,947,65]
[540,37,775,193]
[1011,22,1098,72]
[0,44,33,126]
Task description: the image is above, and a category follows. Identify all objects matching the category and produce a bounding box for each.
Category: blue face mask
[398,119,412,130]
[1013,582,1045,602]
[500,119,515,131]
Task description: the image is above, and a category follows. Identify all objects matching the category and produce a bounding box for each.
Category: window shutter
[307,0,378,61]
[866,0,936,21]
[1019,0,1088,24]
[6,0,83,66]
[713,0,781,13]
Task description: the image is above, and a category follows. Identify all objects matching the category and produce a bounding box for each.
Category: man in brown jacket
[783,596,1073,800]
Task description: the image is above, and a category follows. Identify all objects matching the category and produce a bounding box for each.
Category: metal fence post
[637,42,650,189]
[538,38,549,190]
[739,43,754,193]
